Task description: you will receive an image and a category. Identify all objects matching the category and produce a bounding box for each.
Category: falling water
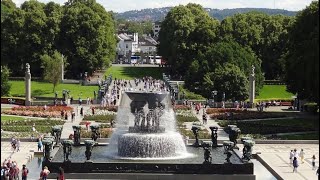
[106,91,191,160]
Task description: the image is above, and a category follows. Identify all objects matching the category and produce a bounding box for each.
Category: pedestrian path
[60,105,90,139]
[190,107,229,141]
[239,144,319,180]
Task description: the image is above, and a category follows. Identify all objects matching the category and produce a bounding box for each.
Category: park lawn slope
[104,66,165,80]
[256,85,294,101]
[9,80,99,98]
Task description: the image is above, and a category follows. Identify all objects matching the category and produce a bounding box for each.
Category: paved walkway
[239,144,319,180]
[187,107,229,140]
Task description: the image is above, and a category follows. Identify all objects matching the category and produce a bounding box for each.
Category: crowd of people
[289,148,318,175]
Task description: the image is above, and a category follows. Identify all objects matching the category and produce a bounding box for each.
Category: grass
[8,80,99,98]
[257,118,318,129]
[277,133,319,140]
[1,115,26,121]
[256,85,294,101]
[104,66,165,80]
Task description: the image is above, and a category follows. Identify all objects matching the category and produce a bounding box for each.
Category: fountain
[116,91,187,158]
[43,90,255,180]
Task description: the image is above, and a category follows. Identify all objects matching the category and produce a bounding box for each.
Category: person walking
[80,107,84,117]
[289,150,294,164]
[39,166,50,180]
[16,139,20,152]
[312,155,316,170]
[57,167,64,180]
[202,111,207,125]
[316,167,319,180]
[299,149,305,163]
[293,157,299,173]
[21,164,28,180]
[38,140,43,152]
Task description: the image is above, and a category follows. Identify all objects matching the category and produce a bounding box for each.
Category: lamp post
[211,91,218,108]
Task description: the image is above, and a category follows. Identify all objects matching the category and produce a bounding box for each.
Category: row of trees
[158,2,318,103]
[1,0,116,78]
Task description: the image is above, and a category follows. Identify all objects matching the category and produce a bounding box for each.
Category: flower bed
[173,105,191,111]
[80,127,113,138]
[179,128,211,139]
[2,110,61,118]
[209,111,287,120]
[1,118,65,133]
[206,108,242,114]
[92,105,118,112]
[11,106,73,112]
[1,119,65,126]
[83,114,115,123]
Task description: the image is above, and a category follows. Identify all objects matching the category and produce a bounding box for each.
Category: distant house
[116,33,139,63]
[138,35,157,54]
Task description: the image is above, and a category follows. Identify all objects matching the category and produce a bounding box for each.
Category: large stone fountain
[115,91,187,158]
[44,90,255,180]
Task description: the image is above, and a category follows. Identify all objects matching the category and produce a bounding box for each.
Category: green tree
[185,40,264,97]
[284,1,319,103]
[1,0,16,22]
[59,0,116,77]
[40,51,64,92]
[158,3,219,76]
[1,8,26,75]
[1,66,11,96]
[219,12,294,79]
[203,63,249,101]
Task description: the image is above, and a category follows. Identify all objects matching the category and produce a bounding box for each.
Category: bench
[280,102,292,106]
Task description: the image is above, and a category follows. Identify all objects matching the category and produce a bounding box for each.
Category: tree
[185,40,264,97]
[219,12,294,79]
[41,51,64,92]
[203,63,249,101]
[284,1,319,103]
[1,0,16,22]
[1,66,11,96]
[158,3,219,76]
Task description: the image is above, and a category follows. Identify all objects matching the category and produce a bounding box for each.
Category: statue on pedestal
[42,139,53,161]
[72,125,81,145]
[229,127,241,149]
[242,140,255,161]
[202,143,212,164]
[62,140,73,162]
[191,126,200,147]
[85,140,95,161]
[209,126,218,147]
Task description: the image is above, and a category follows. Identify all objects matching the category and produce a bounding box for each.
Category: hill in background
[114,7,297,21]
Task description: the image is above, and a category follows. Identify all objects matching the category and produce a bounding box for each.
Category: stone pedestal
[249,65,255,108]
[25,63,31,106]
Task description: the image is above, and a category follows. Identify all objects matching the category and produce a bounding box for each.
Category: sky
[12,0,315,12]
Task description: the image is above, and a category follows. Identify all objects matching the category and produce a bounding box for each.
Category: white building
[138,35,157,54]
[116,33,139,57]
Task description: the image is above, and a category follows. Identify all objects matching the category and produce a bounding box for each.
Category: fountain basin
[118,132,186,158]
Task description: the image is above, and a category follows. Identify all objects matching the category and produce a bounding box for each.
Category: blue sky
[12,0,315,12]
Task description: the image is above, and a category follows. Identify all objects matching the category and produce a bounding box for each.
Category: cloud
[12,0,314,12]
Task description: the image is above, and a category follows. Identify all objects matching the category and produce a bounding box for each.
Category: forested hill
[114,7,297,21]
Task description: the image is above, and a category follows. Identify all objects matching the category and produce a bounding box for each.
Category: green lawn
[1,115,26,121]
[256,85,294,101]
[104,66,165,80]
[278,133,319,140]
[8,80,99,98]
[258,118,318,129]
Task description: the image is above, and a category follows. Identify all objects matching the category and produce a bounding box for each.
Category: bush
[80,128,113,138]
[303,103,318,113]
